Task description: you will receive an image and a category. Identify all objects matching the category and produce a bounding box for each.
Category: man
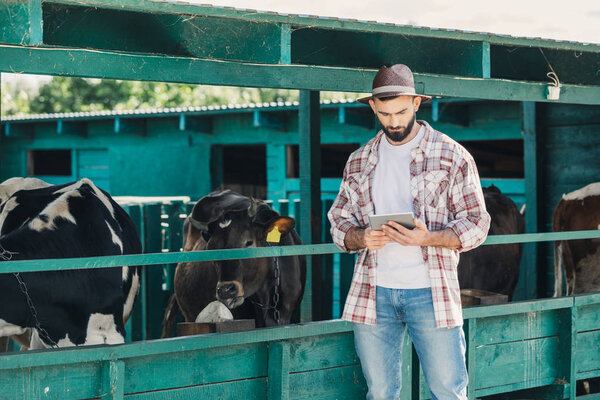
[328,64,490,400]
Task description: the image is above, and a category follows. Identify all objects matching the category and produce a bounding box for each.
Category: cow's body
[162,190,306,337]
[0,178,141,349]
[457,185,524,300]
[553,182,600,297]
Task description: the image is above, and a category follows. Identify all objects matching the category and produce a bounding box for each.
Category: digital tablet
[368,212,415,231]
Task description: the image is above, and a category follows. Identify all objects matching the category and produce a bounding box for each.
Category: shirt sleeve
[327,164,361,254]
[444,154,491,253]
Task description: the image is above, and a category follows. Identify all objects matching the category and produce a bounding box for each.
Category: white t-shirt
[372,124,431,289]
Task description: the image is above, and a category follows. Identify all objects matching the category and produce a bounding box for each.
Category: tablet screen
[368,212,415,230]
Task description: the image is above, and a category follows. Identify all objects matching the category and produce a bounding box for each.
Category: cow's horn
[247,198,259,218]
[189,217,208,232]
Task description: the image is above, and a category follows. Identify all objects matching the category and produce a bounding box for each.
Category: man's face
[369,96,421,143]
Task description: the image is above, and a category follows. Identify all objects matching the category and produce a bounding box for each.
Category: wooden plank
[576,331,600,376]
[267,341,290,400]
[127,378,267,400]
[114,116,146,136]
[124,343,266,393]
[0,320,354,370]
[40,0,600,53]
[299,90,322,321]
[286,332,358,373]
[2,45,600,104]
[280,23,291,64]
[475,377,558,398]
[0,362,102,399]
[576,303,600,332]
[465,319,477,399]
[2,231,600,274]
[102,360,125,400]
[475,337,559,390]
[522,101,539,300]
[474,309,560,346]
[56,119,87,136]
[288,365,367,400]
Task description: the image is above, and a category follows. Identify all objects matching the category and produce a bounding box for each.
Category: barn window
[27,150,72,176]
[286,143,361,178]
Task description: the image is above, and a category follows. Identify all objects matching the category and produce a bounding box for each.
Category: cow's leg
[12,329,31,350]
[554,242,564,297]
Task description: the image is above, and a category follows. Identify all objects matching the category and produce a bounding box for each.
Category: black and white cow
[162,190,306,337]
[0,178,141,349]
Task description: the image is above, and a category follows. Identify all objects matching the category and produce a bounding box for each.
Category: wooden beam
[338,106,374,129]
[0,0,42,46]
[179,114,212,134]
[3,122,34,139]
[114,116,146,136]
[299,90,322,322]
[253,110,287,131]
[56,119,87,136]
[280,23,291,65]
[1,45,600,105]
[522,101,538,300]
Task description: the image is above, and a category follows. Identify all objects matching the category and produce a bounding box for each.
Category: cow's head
[187,191,295,309]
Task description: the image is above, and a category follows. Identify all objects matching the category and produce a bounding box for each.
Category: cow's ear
[264,217,295,238]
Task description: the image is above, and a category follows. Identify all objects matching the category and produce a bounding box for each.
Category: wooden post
[267,341,290,400]
[522,101,538,299]
[299,90,322,321]
[101,360,125,400]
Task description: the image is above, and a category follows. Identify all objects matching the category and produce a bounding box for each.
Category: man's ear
[369,98,376,114]
[413,96,422,112]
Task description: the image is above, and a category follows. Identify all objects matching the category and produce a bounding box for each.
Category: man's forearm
[425,228,461,249]
[344,226,366,250]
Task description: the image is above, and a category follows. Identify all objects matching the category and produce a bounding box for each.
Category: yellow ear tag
[266,226,281,243]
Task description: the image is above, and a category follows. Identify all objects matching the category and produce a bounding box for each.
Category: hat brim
[357,92,432,105]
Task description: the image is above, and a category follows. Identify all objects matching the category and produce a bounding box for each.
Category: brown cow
[553,182,600,297]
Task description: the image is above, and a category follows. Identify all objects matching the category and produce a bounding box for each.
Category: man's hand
[382,219,461,249]
[344,226,391,251]
[382,219,431,246]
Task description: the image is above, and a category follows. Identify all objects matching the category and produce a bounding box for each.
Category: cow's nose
[217,283,238,298]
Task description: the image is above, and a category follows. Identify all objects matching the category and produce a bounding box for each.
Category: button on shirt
[327,121,490,328]
[373,125,430,289]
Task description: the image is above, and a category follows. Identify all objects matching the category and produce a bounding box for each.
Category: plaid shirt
[328,120,490,328]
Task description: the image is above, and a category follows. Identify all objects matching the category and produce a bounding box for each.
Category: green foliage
[2,77,360,116]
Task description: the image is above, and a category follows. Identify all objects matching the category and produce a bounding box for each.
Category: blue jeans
[353,287,468,400]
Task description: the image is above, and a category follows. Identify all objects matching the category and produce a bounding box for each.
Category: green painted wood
[179,115,213,134]
[475,337,559,390]
[127,378,267,400]
[143,202,165,340]
[267,341,290,400]
[2,45,600,105]
[280,23,291,65]
[266,143,287,201]
[39,0,600,53]
[124,343,266,393]
[474,310,560,346]
[522,101,539,301]
[288,364,367,400]
[114,116,146,136]
[102,360,125,400]
[576,331,600,377]
[163,201,184,291]
[0,0,42,45]
[286,332,358,372]
[576,303,600,332]
[475,377,558,398]
[465,319,477,400]
[299,90,322,322]
[0,362,103,399]
[2,230,600,274]
[463,296,573,319]
[557,307,577,400]
[3,122,34,139]
[56,119,87,136]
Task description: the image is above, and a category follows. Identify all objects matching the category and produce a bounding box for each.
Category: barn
[1,0,600,399]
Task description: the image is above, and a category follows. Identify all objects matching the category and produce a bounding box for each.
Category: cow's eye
[245,240,253,247]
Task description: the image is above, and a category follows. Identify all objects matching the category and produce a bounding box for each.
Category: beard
[380,112,416,143]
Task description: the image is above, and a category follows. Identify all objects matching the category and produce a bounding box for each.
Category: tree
[2,76,363,116]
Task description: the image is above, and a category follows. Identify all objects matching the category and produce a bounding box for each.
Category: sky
[3,0,599,85]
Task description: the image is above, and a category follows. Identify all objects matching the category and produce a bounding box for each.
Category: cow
[162,190,306,337]
[553,182,600,297]
[0,178,141,349]
[458,185,525,300]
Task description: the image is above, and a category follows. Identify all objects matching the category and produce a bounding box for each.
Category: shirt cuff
[334,220,360,254]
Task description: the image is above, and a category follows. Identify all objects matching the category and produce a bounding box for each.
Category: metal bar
[1,231,600,274]
[1,45,600,105]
